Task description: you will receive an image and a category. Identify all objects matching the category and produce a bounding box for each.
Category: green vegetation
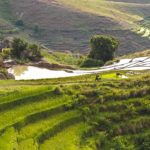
[0,0,149,149]
[89,35,119,62]
[81,35,119,67]
[80,58,103,68]
[15,20,24,27]
[0,70,149,149]
[41,50,84,67]
[10,38,41,61]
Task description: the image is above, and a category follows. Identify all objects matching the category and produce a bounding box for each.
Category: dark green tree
[89,35,119,63]
[33,25,40,34]
[11,38,28,58]
[15,20,24,27]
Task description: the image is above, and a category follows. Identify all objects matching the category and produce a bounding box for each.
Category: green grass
[0,127,18,150]
[41,50,84,67]
[40,123,91,150]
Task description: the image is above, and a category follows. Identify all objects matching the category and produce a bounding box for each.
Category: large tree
[89,35,119,63]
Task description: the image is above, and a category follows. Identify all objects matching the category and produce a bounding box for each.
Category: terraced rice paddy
[136,27,150,39]
[0,72,149,149]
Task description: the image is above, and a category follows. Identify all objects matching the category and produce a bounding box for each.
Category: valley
[0,0,150,54]
[0,1,150,150]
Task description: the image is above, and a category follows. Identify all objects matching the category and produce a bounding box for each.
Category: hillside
[0,1,150,149]
[0,70,150,150]
[0,0,149,55]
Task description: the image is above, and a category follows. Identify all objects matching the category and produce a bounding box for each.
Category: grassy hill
[0,0,150,55]
[0,71,149,149]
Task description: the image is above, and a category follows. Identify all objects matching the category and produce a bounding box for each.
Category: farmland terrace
[6,0,150,55]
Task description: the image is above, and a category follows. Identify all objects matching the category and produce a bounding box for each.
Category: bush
[81,58,104,67]
[15,20,24,27]
[111,136,135,150]
[136,134,150,150]
[33,25,40,34]
[53,87,63,95]
[27,44,41,59]
[11,38,41,60]
[2,48,11,59]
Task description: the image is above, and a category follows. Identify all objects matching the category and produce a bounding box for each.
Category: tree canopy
[89,35,119,63]
[11,38,41,60]
[11,38,28,58]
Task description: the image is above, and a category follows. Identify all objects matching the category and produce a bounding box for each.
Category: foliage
[2,48,11,59]
[28,44,41,59]
[33,25,40,34]
[41,50,84,67]
[89,35,119,62]
[0,72,149,149]
[81,58,104,67]
[0,54,3,66]
[111,136,135,150]
[15,20,24,27]
[53,87,63,95]
[11,38,28,58]
[11,38,41,60]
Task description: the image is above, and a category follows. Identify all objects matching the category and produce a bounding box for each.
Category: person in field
[95,74,101,81]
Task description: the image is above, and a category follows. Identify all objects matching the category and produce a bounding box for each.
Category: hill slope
[0,71,149,149]
[0,0,150,55]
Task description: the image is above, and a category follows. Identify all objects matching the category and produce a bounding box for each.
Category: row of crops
[0,72,149,149]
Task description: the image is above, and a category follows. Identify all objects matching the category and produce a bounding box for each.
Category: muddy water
[8,66,87,80]
[8,57,150,80]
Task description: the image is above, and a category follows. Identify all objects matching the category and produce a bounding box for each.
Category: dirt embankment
[3,59,74,70]
[31,61,74,70]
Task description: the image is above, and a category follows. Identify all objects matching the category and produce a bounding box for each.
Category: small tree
[11,38,28,58]
[33,25,40,34]
[28,44,41,59]
[15,20,24,27]
[89,35,119,63]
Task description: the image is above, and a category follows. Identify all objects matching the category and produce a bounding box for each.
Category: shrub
[53,87,63,95]
[15,20,24,27]
[111,136,135,150]
[11,38,41,60]
[2,48,11,59]
[80,58,104,67]
[33,25,40,34]
[136,134,150,150]
[27,44,41,59]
